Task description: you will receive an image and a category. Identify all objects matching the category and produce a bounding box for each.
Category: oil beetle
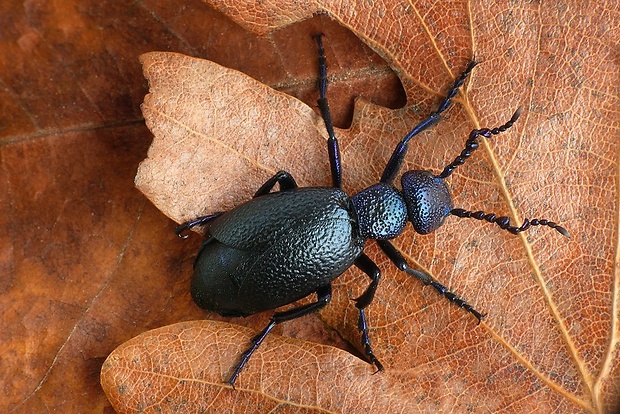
[177,35,568,387]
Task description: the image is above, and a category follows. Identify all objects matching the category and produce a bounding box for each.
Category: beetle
[177,34,568,387]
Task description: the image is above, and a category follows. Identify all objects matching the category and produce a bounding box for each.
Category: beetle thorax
[351,183,407,240]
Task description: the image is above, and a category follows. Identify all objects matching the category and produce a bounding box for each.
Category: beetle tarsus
[376,240,485,323]
[227,320,277,388]
[175,213,224,237]
[380,58,477,184]
[358,309,384,371]
[314,33,343,188]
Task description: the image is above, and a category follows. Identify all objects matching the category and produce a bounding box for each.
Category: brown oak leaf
[103,1,619,413]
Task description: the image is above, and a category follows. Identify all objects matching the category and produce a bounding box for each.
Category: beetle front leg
[377,240,485,323]
[380,60,477,184]
[353,253,384,372]
[253,170,298,197]
[227,284,332,387]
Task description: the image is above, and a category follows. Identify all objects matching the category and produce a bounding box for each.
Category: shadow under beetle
[177,35,569,387]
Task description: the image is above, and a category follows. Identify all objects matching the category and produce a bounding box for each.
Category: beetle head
[401,170,453,235]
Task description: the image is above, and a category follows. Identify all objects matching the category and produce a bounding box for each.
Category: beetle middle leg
[353,253,385,371]
[377,239,485,323]
[227,284,332,387]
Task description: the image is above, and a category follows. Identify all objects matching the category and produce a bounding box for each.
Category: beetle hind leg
[254,170,298,197]
[313,33,343,189]
[226,284,332,387]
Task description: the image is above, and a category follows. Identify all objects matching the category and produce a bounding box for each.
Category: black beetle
[177,35,568,387]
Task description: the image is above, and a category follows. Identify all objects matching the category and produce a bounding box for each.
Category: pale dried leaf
[101,320,419,413]
[127,1,619,413]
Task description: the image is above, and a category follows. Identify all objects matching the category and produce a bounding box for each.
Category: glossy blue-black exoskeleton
[177,35,568,387]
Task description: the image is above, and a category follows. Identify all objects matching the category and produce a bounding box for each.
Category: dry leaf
[101,320,417,412]
[136,52,333,222]
[115,1,618,413]
[1,0,616,411]
[0,4,396,412]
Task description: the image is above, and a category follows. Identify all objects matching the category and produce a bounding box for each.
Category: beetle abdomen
[192,188,364,315]
[191,238,253,316]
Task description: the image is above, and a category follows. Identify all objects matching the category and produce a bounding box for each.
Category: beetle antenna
[450,208,570,237]
[439,107,522,179]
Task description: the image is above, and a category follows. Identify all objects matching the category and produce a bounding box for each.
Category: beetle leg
[353,253,383,371]
[380,60,477,184]
[227,284,332,387]
[253,170,298,197]
[353,253,384,372]
[377,240,485,323]
[314,34,342,188]
[178,170,298,238]
[175,212,224,238]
